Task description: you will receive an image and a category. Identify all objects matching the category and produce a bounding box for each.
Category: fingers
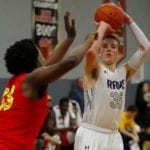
[94,21,100,26]
[71,18,75,28]
[64,10,75,27]
[117,2,122,8]
[94,21,102,29]
[116,2,124,11]
[94,21,114,33]
[64,10,71,24]
[64,10,71,19]
[116,2,126,17]
[123,12,133,24]
[116,2,133,24]
[64,10,76,38]
[99,21,116,34]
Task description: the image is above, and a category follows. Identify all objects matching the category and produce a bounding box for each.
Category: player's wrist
[126,17,134,25]
[124,13,133,25]
[96,22,108,35]
[66,36,75,42]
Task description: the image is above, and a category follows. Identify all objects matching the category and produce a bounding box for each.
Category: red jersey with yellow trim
[0,73,48,150]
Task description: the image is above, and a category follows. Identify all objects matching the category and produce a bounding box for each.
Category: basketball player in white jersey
[74,7,150,150]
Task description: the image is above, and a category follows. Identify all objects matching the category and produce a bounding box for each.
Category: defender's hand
[64,10,76,39]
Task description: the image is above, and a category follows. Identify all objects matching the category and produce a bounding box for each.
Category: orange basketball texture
[94,3,124,30]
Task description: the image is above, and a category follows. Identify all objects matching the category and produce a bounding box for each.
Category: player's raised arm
[23,32,95,94]
[44,10,76,66]
[121,9,150,81]
[84,21,113,87]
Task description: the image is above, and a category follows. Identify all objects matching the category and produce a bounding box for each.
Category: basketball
[94,3,124,30]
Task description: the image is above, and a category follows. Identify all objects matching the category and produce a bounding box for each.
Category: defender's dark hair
[103,34,120,50]
[4,39,38,75]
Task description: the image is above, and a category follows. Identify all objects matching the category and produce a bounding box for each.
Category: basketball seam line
[99,10,121,26]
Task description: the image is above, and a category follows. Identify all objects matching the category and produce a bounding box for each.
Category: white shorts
[74,124,123,150]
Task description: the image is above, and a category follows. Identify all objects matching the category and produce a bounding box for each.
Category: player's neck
[102,63,116,72]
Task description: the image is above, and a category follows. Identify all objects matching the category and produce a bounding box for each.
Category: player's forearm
[89,23,108,54]
[129,21,150,50]
[66,39,93,66]
[44,37,75,66]
[40,39,93,84]
[86,23,107,65]
[127,48,149,71]
[127,21,150,71]
[119,128,134,138]
[86,47,99,75]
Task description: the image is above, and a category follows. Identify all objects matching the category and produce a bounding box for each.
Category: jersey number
[110,92,123,109]
[0,85,15,111]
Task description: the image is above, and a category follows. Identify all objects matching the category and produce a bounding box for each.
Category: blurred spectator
[71,101,82,126]
[119,105,150,150]
[52,97,78,150]
[119,105,140,150]
[53,97,82,125]
[135,81,150,127]
[53,98,73,120]
[70,76,84,114]
[134,81,150,149]
[34,95,61,150]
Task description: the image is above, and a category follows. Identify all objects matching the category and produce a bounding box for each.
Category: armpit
[92,68,99,79]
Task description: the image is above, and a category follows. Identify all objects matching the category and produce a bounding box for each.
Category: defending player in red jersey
[0,11,95,150]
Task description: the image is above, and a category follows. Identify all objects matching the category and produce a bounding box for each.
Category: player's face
[60,102,69,115]
[99,38,119,65]
[127,112,137,119]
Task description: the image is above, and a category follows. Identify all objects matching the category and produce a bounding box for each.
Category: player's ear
[117,50,123,61]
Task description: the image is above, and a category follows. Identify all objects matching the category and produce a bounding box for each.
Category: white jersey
[82,65,127,131]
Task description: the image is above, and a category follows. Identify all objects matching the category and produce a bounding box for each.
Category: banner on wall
[103,0,126,61]
[32,0,59,62]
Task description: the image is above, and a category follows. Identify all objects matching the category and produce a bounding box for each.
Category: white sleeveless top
[53,106,70,128]
[82,65,127,131]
